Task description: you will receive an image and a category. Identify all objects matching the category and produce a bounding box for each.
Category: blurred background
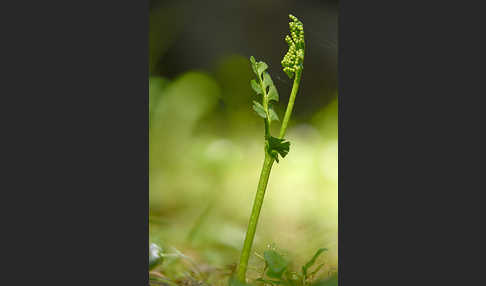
[149,0,338,282]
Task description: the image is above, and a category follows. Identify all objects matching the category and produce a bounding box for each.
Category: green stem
[279,69,302,139]
[237,153,274,282]
[258,72,271,137]
[237,69,303,283]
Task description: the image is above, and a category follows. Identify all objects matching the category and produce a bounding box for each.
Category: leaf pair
[267,136,290,163]
[249,56,291,163]
[249,56,280,122]
[253,101,279,122]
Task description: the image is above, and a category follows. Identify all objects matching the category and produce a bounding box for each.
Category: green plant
[237,14,305,283]
[257,247,329,286]
[230,247,330,286]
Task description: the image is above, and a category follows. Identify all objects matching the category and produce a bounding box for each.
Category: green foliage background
[149,0,338,283]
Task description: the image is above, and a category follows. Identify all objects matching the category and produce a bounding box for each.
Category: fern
[237,14,305,282]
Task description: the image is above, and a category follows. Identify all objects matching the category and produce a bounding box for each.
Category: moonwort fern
[237,14,305,282]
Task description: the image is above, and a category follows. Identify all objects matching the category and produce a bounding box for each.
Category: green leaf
[262,73,278,102]
[309,263,325,277]
[253,101,267,118]
[251,79,263,95]
[267,136,290,163]
[149,243,164,270]
[264,250,288,278]
[269,107,279,122]
[262,72,274,90]
[257,62,268,78]
[302,248,328,278]
[250,56,258,75]
[268,85,279,102]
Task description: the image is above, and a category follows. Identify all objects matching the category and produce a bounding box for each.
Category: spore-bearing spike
[281,14,305,79]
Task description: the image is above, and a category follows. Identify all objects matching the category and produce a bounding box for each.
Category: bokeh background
[149,0,338,282]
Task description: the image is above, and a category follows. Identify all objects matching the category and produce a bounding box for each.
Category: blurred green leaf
[216,55,254,111]
[151,72,220,126]
[302,248,328,278]
[308,263,325,278]
[253,101,267,118]
[149,76,170,128]
[264,250,288,278]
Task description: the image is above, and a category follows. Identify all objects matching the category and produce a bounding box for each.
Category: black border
[2,0,149,284]
[3,0,483,284]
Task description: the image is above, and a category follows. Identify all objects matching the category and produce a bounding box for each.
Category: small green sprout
[237,14,305,282]
[254,246,329,286]
[302,248,328,285]
[263,249,289,279]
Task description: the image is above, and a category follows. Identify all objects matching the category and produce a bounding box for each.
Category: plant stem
[237,69,303,283]
[258,71,271,137]
[237,153,275,282]
[279,69,302,139]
